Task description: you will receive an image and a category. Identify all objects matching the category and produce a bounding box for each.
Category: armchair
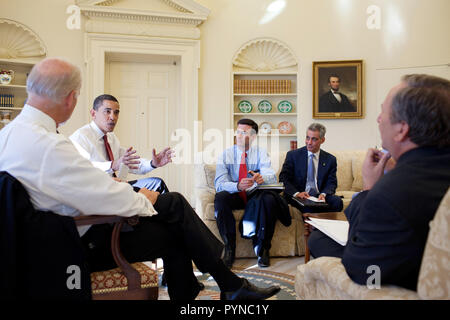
[75,215,158,300]
[0,171,158,300]
[295,188,450,300]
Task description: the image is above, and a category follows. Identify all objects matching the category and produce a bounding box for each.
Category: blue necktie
[306,154,318,196]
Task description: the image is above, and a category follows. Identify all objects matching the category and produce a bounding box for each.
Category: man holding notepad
[214,118,291,268]
[307,75,450,291]
[279,123,343,213]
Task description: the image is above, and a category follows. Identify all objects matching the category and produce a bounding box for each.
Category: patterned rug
[158,267,297,300]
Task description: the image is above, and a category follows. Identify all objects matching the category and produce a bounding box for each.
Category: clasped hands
[237,170,264,191]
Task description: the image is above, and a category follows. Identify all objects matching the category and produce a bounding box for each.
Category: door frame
[85,33,200,202]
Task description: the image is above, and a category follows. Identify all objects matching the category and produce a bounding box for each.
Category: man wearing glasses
[214,119,291,268]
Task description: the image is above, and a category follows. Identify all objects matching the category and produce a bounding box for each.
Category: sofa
[294,188,450,300]
[193,149,367,258]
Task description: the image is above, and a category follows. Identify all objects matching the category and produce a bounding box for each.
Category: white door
[107,60,179,191]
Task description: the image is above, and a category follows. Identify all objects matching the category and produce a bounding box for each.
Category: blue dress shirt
[214,145,277,193]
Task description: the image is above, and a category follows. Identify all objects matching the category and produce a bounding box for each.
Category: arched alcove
[0,19,47,59]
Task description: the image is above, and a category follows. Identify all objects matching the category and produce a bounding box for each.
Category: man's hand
[318,194,326,201]
[248,171,264,185]
[112,147,140,171]
[112,177,124,183]
[138,188,160,205]
[362,148,391,191]
[295,192,310,200]
[238,177,255,191]
[151,147,175,168]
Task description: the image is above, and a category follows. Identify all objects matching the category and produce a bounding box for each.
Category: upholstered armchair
[295,189,450,300]
[75,215,159,300]
[0,171,158,300]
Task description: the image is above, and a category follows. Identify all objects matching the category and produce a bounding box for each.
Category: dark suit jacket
[279,146,338,197]
[319,91,356,113]
[0,171,91,300]
[342,147,450,291]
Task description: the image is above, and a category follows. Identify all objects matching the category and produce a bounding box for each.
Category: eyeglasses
[235,130,255,136]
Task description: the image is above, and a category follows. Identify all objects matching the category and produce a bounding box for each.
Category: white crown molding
[77,0,209,26]
[0,18,47,60]
[85,19,201,39]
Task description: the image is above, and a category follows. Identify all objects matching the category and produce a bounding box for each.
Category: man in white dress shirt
[70,94,172,194]
[0,57,279,300]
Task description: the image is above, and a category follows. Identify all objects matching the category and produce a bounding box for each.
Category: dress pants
[81,192,225,300]
[285,194,344,259]
[308,229,345,258]
[214,190,278,255]
[286,194,343,214]
[128,177,169,194]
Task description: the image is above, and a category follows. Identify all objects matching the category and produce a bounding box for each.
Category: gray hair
[26,58,81,103]
[391,74,450,148]
[307,123,326,138]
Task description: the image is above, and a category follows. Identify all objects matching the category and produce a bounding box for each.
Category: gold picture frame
[313,60,364,119]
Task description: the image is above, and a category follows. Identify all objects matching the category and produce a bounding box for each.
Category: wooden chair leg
[303,213,312,263]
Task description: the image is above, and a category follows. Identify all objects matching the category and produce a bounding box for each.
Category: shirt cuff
[293,192,299,197]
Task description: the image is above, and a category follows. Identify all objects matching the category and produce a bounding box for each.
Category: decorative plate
[238,100,253,113]
[260,122,272,134]
[257,100,272,113]
[278,121,293,134]
[277,100,293,113]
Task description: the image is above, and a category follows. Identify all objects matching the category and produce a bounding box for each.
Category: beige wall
[196,0,450,150]
[2,0,450,151]
[1,0,87,136]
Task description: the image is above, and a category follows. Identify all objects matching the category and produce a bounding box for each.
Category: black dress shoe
[220,279,280,300]
[222,245,235,269]
[257,248,270,268]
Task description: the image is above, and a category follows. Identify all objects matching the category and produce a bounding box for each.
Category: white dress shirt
[0,105,157,236]
[331,89,342,103]
[69,121,155,176]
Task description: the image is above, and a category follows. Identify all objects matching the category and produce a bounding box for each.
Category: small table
[302,211,347,263]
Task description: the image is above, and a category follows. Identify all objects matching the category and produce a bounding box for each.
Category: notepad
[306,218,349,246]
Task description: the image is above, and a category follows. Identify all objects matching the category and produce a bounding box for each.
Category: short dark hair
[237,118,258,134]
[328,74,340,83]
[391,74,450,148]
[93,94,119,111]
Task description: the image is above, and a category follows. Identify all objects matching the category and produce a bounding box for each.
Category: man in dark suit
[309,74,450,291]
[319,74,356,113]
[280,123,343,214]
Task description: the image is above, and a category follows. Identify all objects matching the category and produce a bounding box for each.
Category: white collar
[22,104,58,133]
[308,149,320,158]
[90,121,107,140]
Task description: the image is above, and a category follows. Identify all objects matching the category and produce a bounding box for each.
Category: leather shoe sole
[220,278,280,300]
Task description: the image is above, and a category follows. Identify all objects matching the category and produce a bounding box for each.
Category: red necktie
[238,152,248,204]
[103,134,114,161]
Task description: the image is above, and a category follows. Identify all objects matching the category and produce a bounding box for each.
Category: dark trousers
[81,192,234,300]
[285,194,344,259]
[286,194,343,214]
[214,190,278,255]
[308,229,345,259]
[128,177,169,194]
